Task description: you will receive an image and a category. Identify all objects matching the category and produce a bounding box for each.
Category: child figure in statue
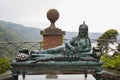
[30,22,101,62]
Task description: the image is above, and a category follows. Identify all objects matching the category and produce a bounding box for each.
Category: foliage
[98,29,120,71]
[101,54,120,71]
[98,29,118,40]
[0,57,11,74]
[40,41,43,50]
[97,29,119,53]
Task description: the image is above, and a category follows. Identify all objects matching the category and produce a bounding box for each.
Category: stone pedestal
[41,9,65,49]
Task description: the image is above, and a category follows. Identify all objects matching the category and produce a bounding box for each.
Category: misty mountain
[0,20,104,43]
[0,20,42,42]
[1,20,120,43]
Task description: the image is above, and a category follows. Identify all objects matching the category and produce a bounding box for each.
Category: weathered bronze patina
[11,9,103,80]
[30,21,101,62]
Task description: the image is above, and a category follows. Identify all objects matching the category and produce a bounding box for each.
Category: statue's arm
[82,38,91,52]
[65,36,77,51]
[65,41,74,50]
[69,36,78,43]
[82,46,91,52]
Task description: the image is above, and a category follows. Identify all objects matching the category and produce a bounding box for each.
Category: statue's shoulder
[87,37,91,42]
[71,36,78,40]
[70,36,78,43]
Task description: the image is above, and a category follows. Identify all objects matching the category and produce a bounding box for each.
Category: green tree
[97,29,119,53]
[101,54,120,71]
[0,57,10,74]
[99,29,120,71]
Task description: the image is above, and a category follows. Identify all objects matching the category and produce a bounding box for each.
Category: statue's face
[79,27,87,36]
[79,22,88,37]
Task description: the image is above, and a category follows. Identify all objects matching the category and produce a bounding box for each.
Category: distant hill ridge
[0,20,42,42]
[0,20,103,42]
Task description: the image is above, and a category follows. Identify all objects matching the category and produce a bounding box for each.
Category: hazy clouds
[0,0,120,32]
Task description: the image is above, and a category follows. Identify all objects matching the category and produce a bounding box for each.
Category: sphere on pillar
[47,9,59,24]
[40,9,65,50]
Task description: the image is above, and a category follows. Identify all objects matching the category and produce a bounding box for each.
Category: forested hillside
[0,21,42,42]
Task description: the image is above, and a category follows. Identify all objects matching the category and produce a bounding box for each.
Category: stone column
[41,9,65,50]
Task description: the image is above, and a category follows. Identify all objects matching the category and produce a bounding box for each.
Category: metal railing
[0,39,120,60]
[0,41,42,59]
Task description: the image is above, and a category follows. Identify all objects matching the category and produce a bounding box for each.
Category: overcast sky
[0,0,120,32]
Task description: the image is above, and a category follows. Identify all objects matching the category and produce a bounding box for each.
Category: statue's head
[79,21,88,37]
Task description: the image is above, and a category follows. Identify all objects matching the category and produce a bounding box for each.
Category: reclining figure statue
[13,22,103,80]
[26,21,102,63]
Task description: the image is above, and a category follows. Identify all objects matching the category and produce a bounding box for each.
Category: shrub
[101,54,120,71]
[0,57,10,74]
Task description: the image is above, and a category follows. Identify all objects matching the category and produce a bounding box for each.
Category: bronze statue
[29,21,101,62]
[12,21,103,80]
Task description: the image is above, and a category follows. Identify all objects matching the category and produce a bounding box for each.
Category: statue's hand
[71,47,76,51]
[77,45,84,52]
[71,46,83,53]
